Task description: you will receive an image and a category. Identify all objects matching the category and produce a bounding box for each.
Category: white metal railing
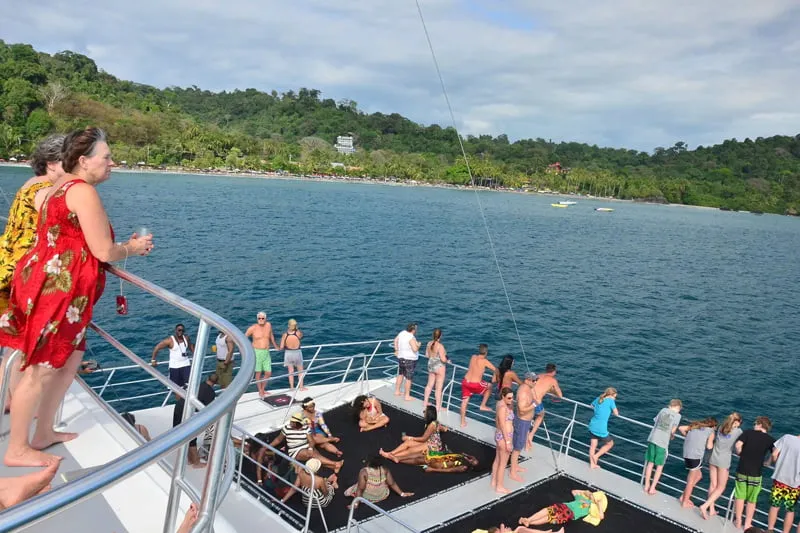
[85,338,393,533]
[345,497,419,533]
[387,355,782,532]
[32,330,785,533]
[0,266,255,533]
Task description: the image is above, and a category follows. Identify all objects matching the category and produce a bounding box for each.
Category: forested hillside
[1,40,798,213]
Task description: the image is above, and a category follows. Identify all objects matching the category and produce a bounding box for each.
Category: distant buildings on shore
[335,135,355,155]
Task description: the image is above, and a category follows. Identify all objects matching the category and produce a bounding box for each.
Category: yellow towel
[583,491,608,526]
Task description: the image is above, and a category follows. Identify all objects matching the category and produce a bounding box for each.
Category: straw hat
[305,458,321,473]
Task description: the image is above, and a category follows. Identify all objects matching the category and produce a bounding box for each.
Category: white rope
[414,0,530,371]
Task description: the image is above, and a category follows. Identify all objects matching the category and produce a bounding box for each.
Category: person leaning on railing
[0,134,65,412]
[0,126,153,469]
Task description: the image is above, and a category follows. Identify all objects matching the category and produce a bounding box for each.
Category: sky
[3,0,800,151]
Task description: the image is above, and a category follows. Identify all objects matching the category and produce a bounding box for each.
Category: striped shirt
[283,425,310,457]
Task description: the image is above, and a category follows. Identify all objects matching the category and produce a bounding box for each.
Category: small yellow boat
[551,203,568,208]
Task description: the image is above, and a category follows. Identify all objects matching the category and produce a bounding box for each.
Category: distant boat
[551,203,569,208]
[595,208,614,212]
[559,200,577,205]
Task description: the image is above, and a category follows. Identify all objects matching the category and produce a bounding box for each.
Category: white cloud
[3,0,799,151]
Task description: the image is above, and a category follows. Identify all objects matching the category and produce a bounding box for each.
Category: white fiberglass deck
[0,381,192,533]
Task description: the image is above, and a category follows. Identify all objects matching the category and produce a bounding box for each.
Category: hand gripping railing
[0,265,256,533]
[345,496,420,533]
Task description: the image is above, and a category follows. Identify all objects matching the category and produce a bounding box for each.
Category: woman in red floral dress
[0,127,153,467]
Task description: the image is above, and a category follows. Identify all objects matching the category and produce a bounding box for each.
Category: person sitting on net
[344,455,413,509]
[352,395,390,432]
[269,413,343,474]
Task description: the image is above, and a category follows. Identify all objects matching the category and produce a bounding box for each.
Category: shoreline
[0,162,759,213]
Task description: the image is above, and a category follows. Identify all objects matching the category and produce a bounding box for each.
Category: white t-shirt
[395,330,418,361]
[773,435,800,488]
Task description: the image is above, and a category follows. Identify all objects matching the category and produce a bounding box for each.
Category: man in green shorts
[733,416,776,531]
[245,311,278,398]
[643,399,682,495]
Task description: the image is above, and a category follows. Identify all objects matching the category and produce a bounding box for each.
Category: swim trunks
[255,349,271,372]
[398,358,417,379]
[645,442,667,466]
[283,349,303,367]
[461,379,489,399]
[770,480,800,511]
[734,473,762,504]
[513,416,531,451]
[546,503,574,525]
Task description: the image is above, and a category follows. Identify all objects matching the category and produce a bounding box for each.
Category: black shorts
[684,458,702,470]
[589,431,613,446]
[169,366,191,388]
[398,358,417,379]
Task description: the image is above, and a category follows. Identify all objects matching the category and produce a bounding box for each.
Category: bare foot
[519,517,530,526]
[709,507,718,517]
[699,504,709,520]
[334,460,344,473]
[525,441,532,451]
[495,486,510,494]
[30,431,79,451]
[643,485,650,494]
[734,521,742,530]
[516,465,527,472]
[509,474,523,482]
[4,447,62,467]
[682,500,695,508]
[403,396,412,402]
[0,461,59,508]
[479,406,493,412]
[647,487,657,495]
[299,387,309,391]
[394,390,402,396]
[460,421,468,428]
[590,463,600,469]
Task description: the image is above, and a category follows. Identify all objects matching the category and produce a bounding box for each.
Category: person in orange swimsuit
[0,127,153,468]
[0,134,65,411]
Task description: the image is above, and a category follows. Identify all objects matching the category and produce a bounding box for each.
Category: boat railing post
[355,341,382,396]
[163,318,210,533]
[190,407,234,533]
[97,368,116,398]
[445,363,456,413]
[235,436,245,492]
[303,470,317,533]
[0,349,21,436]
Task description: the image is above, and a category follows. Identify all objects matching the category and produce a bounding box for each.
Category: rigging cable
[414,0,530,372]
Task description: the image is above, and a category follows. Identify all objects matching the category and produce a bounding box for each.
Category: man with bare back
[459,344,495,428]
[245,311,278,398]
[527,363,563,450]
[510,371,538,480]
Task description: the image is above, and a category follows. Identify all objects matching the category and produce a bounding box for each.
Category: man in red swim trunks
[460,344,496,428]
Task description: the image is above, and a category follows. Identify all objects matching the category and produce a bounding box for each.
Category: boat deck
[0,381,187,533]
[1,374,741,533]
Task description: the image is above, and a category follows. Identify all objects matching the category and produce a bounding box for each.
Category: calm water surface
[1,166,798,432]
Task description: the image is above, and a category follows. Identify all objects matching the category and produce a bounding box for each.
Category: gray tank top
[710,427,743,469]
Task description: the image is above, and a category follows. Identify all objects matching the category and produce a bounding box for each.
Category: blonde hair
[288,318,297,329]
[598,387,617,404]
[719,412,742,435]
[688,417,717,431]
[669,399,683,409]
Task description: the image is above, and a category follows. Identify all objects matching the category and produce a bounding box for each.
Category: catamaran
[0,267,772,532]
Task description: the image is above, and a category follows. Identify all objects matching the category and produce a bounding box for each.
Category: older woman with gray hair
[0,134,65,412]
[0,127,154,468]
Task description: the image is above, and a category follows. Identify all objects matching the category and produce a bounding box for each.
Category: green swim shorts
[734,473,762,504]
[255,349,272,373]
[645,442,667,466]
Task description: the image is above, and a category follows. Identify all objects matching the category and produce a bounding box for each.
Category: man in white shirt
[393,323,420,401]
[767,433,800,533]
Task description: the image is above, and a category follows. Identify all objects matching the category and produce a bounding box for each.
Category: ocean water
[1,166,798,434]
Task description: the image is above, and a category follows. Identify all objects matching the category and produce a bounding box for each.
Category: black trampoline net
[425,475,699,533]
[243,401,497,532]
